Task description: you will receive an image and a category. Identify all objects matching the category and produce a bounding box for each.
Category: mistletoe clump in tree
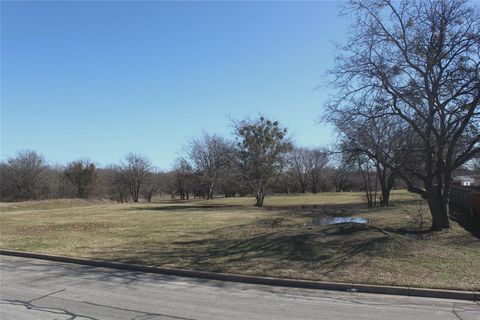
[233,116,292,207]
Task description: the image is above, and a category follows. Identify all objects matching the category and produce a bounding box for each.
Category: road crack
[0,299,99,320]
[29,288,66,303]
[452,303,464,320]
[82,301,197,320]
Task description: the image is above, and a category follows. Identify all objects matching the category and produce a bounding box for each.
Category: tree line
[1,113,478,229]
[1,115,412,206]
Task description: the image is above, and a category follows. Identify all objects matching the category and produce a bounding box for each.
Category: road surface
[1,255,479,319]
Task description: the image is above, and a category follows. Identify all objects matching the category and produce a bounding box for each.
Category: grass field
[1,191,479,291]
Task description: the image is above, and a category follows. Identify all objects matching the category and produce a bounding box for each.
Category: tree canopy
[325,0,480,229]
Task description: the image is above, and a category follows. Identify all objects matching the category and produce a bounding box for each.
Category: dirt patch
[17,222,116,234]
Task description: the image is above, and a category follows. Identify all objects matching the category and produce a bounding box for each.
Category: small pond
[401,232,431,240]
[303,216,369,227]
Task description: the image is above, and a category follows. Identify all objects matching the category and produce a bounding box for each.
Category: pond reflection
[303,216,369,227]
[401,232,431,240]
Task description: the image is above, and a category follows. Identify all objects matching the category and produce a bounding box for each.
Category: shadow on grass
[265,198,423,211]
[126,198,423,216]
[92,222,404,277]
[450,211,480,240]
[129,205,241,212]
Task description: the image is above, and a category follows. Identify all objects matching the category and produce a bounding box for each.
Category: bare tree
[348,151,379,208]
[290,147,310,193]
[99,165,130,203]
[105,165,130,203]
[141,169,163,202]
[305,148,329,194]
[334,117,401,206]
[217,165,243,197]
[316,166,337,192]
[233,116,292,207]
[290,147,329,193]
[63,159,97,199]
[0,150,49,201]
[326,0,480,230]
[121,153,151,202]
[272,169,298,194]
[469,154,480,174]
[331,156,363,192]
[186,133,231,199]
[161,170,178,199]
[0,163,13,201]
[173,157,194,200]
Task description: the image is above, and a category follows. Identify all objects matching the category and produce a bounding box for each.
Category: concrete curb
[1,249,478,301]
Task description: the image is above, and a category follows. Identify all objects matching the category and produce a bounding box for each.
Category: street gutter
[1,249,478,301]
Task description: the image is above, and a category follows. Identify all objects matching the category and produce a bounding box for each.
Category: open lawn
[1,191,479,291]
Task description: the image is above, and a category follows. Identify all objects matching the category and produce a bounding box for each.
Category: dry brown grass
[1,191,478,291]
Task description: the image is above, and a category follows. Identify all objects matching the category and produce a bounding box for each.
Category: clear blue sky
[1,1,350,169]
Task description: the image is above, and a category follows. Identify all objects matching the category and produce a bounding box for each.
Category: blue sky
[1,1,350,169]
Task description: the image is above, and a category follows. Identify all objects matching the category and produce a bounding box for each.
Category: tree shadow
[90,221,402,278]
[264,198,423,212]
[449,210,480,240]
[0,255,235,290]
[264,202,363,211]
[129,205,241,212]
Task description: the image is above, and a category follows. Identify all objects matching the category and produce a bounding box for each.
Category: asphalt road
[1,255,479,320]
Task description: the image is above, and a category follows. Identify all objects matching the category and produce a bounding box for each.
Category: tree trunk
[300,183,306,193]
[425,190,450,230]
[311,182,317,194]
[358,159,374,208]
[376,164,395,207]
[255,193,265,207]
[207,184,214,199]
[380,187,391,207]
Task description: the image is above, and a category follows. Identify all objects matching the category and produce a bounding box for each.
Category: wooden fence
[450,186,480,219]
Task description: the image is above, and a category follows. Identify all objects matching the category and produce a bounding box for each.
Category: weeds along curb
[1,249,478,301]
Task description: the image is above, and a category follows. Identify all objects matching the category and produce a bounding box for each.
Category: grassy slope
[1,191,478,291]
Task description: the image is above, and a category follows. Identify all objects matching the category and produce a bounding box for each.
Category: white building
[453,175,475,187]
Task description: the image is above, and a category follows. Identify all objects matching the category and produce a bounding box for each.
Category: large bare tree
[327,0,480,230]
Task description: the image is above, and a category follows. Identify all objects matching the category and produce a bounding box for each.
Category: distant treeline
[0,116,409,206]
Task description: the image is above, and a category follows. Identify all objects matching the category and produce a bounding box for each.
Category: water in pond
[303,216,369,227]
[401,232,431,240]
